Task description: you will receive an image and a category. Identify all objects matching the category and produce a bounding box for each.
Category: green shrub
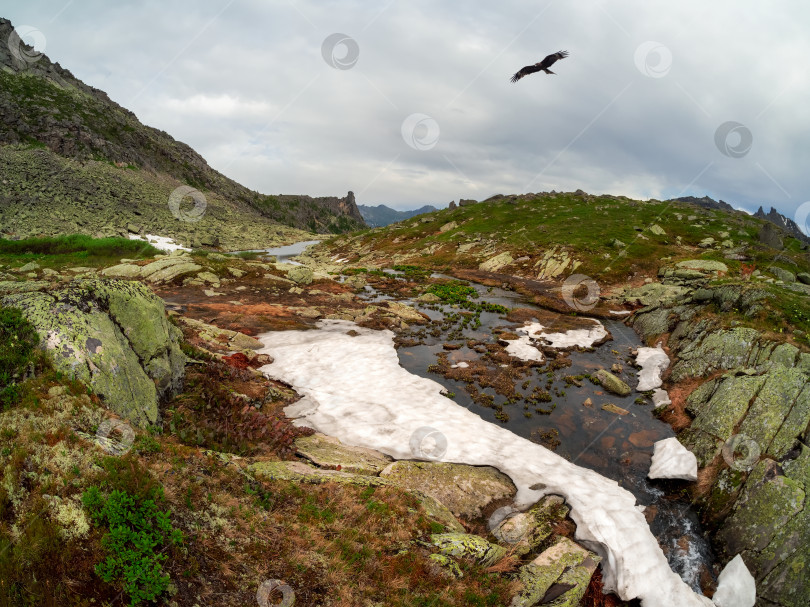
[82,484,183,605]
[0,234,159,259]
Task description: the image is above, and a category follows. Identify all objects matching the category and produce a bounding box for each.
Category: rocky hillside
[0,17,365,247]
[359,203,439,227]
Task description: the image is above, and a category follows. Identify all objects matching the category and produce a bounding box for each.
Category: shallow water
[362,275,715,592]
[234,239,321,264]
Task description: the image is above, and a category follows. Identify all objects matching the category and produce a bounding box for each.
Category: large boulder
[379,460,516,519]
[0,277,185,427]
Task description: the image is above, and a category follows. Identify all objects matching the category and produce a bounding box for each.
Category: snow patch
[712,555,756,607]
[128,233,191,252]
[502,320,608,362]
[258,320,721,607]
[648,437,698,481]
[652,388,672,409]
[635,345,669,391]
[610,310,632,316]
[450,362,469,369]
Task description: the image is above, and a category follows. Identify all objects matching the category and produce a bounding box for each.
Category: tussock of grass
[0,234,160,259]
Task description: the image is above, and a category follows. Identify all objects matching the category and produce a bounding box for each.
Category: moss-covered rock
[509,537,597,607]
[717,460,805,556]
[670,327,762,381]
[491,495,569,556]
[429,532,507,567]
[738,366,808,458]
[293,432,392,476]
[0,277,184,427]
[379,461,516,519]
[594,369,631,397]
[248,459,464,532]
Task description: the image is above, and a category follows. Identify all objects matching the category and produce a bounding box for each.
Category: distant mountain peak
[358,203,438,227]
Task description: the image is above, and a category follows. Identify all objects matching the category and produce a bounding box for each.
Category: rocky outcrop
[0,277,185,427]
[379,461,516,519]
[621,272,810,607]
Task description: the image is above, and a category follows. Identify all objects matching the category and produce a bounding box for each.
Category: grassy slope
[323,192,810,336]
[0,68,364,239]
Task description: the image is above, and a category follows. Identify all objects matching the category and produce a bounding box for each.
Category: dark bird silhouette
[510,50,569,82]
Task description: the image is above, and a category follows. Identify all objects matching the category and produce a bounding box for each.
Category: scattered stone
[439,221,458,233]
[479,252,514,272]
[416,292,441,303]
[601,403,629,415]
[595,369,631,396]
[771,267,796,283]
[649,224,666,236]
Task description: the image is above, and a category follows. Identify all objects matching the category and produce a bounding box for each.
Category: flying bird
[510,50,569,82]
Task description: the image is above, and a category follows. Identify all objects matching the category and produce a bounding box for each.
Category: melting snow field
[128,233,191,252]
[503,320,609,362]
[258,320,750,607]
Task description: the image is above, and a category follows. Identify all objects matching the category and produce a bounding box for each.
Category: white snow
[609,310,632,316]
[652,388,672,409]
[258,320,725,607]
[502,320,609,361]
[635,345,670,391]
[712,555,756,607]
[128,233,191,252]
[648,437,698,481]
[450,362,469,369]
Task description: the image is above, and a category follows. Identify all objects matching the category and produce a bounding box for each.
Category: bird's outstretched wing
[511,50,569,82]
[510,64,543,82]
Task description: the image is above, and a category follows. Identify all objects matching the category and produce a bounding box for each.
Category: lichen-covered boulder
[594,369,631,397]
[294,432,392,475]
[670,327,761,381]
[379,460,516,519]
[510,537,599,607]
[479,252,513,272]
[287,266,314,285]
[491,495,569,556]
[1,277,185,427]
[429,532,507,567]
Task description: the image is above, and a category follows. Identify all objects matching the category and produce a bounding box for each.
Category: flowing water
[357,274,716,592]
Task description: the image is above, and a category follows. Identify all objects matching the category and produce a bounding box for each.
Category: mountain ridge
[0,17,365,247]
[358,203,439,227]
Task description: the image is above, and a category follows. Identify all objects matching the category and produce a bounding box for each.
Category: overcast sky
[5,1,810,226]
